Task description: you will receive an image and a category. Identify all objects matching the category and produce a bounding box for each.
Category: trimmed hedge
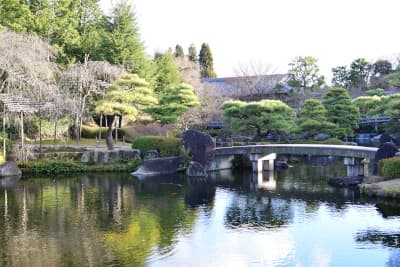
[81,125,126,139]
[379,157,400,180]
[132,136,182,157]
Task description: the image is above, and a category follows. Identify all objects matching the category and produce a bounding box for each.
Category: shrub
[0,133,13,152]
[81,125,126,139]
[366,88,385,96]
[0,152,4,164]
[379,157,400,180]
[132,136,182,157]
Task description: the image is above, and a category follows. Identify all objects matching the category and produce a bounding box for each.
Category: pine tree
[174,44,184,58]
[95,73,157,150]
[146,83,200,125]
[298,99,336,137]
[188,44,198,63]
[199,43,217,78]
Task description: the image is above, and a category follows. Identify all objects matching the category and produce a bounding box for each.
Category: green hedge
[20,158,140,175]
[81,125,126,139]
[379,157,400,180]
[132,136,182,157]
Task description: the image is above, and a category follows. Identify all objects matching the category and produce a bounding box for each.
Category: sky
[101,0,400,80]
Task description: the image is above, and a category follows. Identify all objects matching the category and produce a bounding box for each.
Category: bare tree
[233,60,283,100]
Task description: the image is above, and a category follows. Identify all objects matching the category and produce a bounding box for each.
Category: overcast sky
[101,0,400,79]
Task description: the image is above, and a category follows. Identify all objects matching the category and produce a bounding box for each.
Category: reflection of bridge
[211,144,378,177]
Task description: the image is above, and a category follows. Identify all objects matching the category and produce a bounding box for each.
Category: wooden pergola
[0,94,42,161]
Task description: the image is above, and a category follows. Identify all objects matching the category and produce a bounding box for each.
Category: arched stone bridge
[211,144,378,177]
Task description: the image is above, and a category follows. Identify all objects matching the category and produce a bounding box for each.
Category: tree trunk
[106,115,115,151]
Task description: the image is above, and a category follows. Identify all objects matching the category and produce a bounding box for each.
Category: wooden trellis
[0,94,42,161]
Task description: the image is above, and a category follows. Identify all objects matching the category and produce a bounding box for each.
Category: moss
[132,136,182,157]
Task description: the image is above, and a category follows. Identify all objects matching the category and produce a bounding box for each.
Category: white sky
[101,0,400,79]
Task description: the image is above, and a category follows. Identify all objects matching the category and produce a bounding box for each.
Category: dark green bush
[81,125,126,139]
[379,157,400,180]
[286,138,345,145]
[132,136,182,157]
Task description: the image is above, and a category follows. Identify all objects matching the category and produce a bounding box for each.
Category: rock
[373,142,399,175]
[186,161,207,177]
[81,151,91,163]
[395,135,400,147]
[144,150,159,160]
[380,133,394,144]
[0,175,21,189]
[132,156,184,177]
[274,160,292,169]
[182,130,215,171]
[328,176,365,187]
[0,162,22,177]
[364,176,385,184]
[313,133,330,141]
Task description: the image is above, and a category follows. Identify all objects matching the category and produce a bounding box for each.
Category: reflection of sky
[150,188,400,267]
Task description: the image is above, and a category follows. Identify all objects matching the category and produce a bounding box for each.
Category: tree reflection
[356,230,400,248]
[225,195,293,229]
[0,173,199,266]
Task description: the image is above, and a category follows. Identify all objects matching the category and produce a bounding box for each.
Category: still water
[1,161,400,267]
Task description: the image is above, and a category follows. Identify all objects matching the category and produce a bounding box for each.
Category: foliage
[199,43,217,78]
[373,60,392,76]
[0,151,4,164]
[348,58,371,90]
[322,87,360,136]
[297,99,336,137]
[188,44,198,63]
[20,158,140,174]
[81,125,109,138]
[146,83,200,125]
[222,99,295,139]
[0,0,33,32]
[353,96,382,116]
[385,71,400,87]
[379,157,400,180]
[288,138,345,145]
[366,88,385,96]
[174,44,184,58]
[288,56,324,91]
[95,73,157,149]
[331,66,350,87]
[0,132,13,153]
[153,52,182,96]
[25,117,70,140]
[132,136,182,157]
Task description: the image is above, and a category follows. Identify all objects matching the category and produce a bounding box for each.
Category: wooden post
[39,109,42,158]
[3,107,6,161]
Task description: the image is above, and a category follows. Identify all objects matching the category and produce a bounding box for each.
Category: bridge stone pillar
[344,157,369,177]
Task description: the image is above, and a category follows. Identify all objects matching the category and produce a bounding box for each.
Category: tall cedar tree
[153,52,182,96]
[199,43,217,78]
[174,44,184,58]
[188,44,198,63]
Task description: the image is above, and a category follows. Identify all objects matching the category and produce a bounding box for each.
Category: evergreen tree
[146,83,200,125]
[28,0,54,36]
[103,0,152,79]
[322,87,360,137]
[174,44,184,58]
[188,44,198,63]
[153,52,182,96]
[222,100,294,139]
[0,0,33,32]
[298,99,336,137]
[199,43,217,78]
[95,73,157,150]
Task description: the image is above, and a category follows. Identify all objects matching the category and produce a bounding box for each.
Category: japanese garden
[1,0,400,266]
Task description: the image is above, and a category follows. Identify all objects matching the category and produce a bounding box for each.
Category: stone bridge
[211,144,378,177]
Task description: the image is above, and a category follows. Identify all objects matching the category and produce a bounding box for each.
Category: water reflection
[1,160,400,266]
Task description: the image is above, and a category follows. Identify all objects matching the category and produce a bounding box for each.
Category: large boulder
[373,142,399,175]
[380,133,394,144]
[182,130,215,171]
[0,162,22,177]
[132,156,184,177]
[186,161,207,177]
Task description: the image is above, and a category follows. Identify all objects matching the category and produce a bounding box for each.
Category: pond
[1,160,400,266]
